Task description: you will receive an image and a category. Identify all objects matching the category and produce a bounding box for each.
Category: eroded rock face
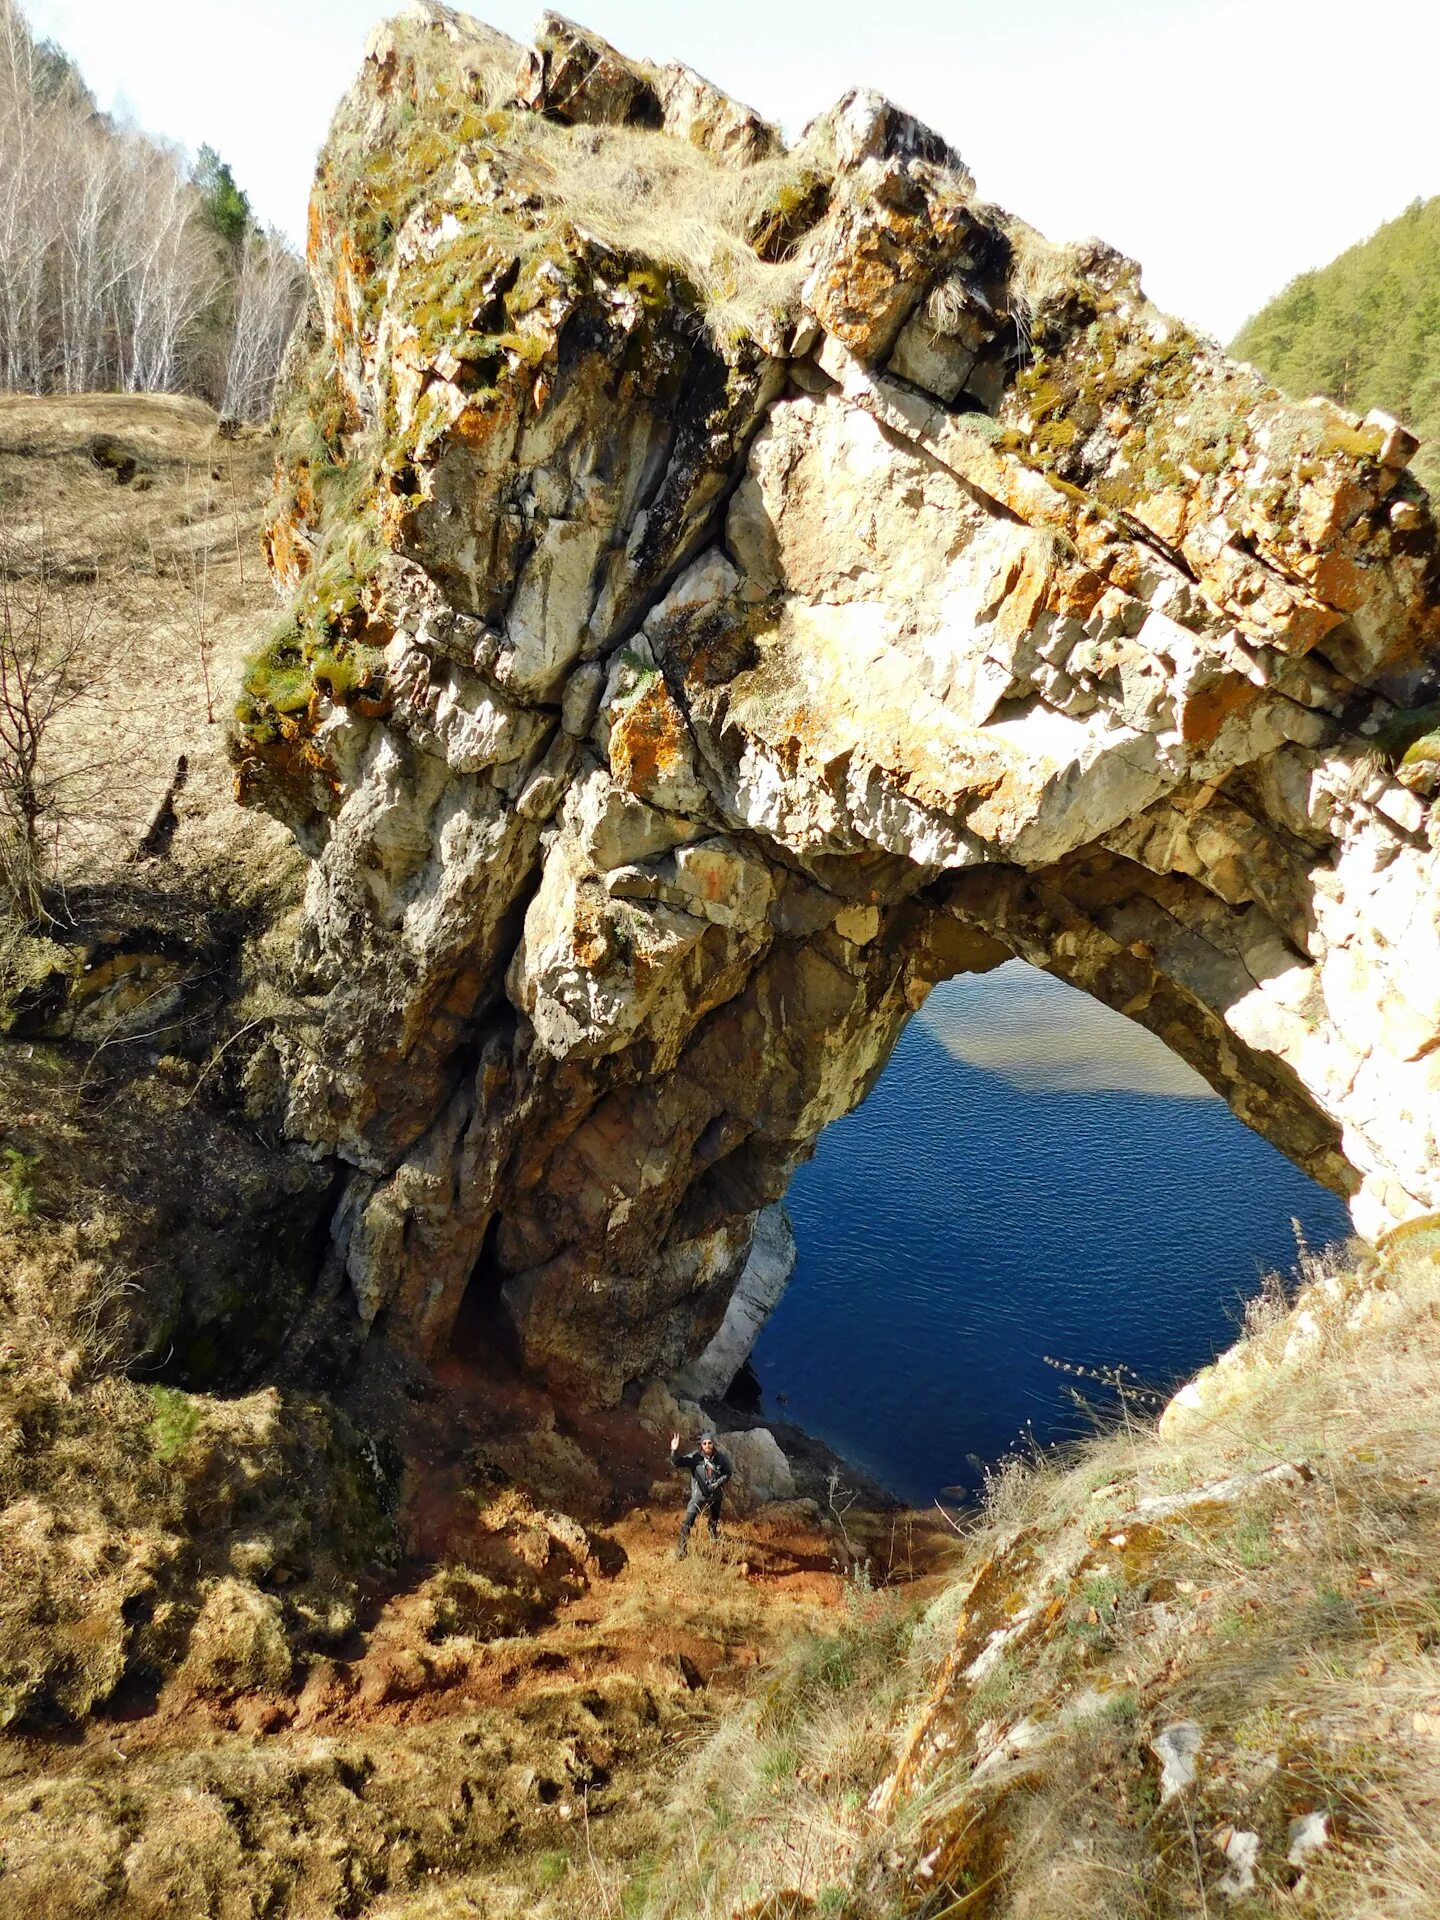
[234,2,1440,1401]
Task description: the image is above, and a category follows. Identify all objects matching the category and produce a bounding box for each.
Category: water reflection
[919,960,1213,1098]
[751,963,1350,1505]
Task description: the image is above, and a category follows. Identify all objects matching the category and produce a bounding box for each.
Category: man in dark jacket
[670,1428,732,1558]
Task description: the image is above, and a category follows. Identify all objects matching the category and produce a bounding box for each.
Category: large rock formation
[233,2,1440,1402]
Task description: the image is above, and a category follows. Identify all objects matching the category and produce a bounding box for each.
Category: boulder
[722,1429,796,1511]
[887,310,976,401]
[637,1380,689,1437]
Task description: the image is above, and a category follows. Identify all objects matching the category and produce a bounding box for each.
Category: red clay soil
[27,1330,954,1772]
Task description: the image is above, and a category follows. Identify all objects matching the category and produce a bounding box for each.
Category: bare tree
[221,228,306,422]
[54,122,125,394]
[114,133,223,396]
[0,528,104,920]
[0,0,301,415]
[0,0,56,391]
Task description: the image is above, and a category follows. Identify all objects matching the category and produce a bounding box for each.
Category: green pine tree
[192,143,255,254]
[1232,196,1440,498]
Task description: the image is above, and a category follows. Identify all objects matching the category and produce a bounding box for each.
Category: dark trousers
[679,1487,723,1545]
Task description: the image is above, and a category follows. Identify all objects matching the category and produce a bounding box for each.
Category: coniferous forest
[1233,194,1440,496]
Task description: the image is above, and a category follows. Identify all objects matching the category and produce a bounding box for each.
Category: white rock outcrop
[672,1204,796,1400]
[721,1428,797,1510]
[234,4,1440,1400]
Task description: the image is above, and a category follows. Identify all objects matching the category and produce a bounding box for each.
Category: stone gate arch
[236,7,1439,1403]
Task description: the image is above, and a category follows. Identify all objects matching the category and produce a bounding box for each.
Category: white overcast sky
[21,0,1440,342]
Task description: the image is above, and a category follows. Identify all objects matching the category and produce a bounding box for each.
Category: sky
[21,0,1440,342]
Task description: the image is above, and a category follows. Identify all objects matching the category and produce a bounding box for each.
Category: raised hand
[670,1431,680,1451]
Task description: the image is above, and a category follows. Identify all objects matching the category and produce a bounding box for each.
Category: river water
[749,961,1351,1506]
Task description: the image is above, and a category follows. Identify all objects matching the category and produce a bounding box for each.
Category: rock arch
[236,5,1440,1401]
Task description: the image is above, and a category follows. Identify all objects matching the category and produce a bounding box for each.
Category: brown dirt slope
[0,392,290,885]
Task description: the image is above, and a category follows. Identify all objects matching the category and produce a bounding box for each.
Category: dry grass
[515,119,815,351]
[356,1575,934,1920]
[1,1289,395,1808]
[618,1233,1440,1919]
[338,13,832,359]
[0,391,292,897]
[0,1158,397,1725]
[0,393,395,1739]
[999,220,1090,360]
[925,1233,1440,1919]
[0,1666,695,1920]
[567,1574,939,1920]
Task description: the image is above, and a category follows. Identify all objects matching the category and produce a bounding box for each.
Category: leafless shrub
[1242,1263,1295,1340]
[0,1213,139,1384]
[825,1467,863,1574]
[0,521,106,918]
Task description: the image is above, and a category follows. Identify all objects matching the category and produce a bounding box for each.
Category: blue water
[750,963,1351,1506]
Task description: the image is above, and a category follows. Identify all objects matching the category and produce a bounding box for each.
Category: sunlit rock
[1151,1720,1203,1802]
[673,1203,796,1399]
[234,2,1440,1400]
[721,1427,796,1509]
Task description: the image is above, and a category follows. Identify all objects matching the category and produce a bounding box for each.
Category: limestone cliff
[233,2,1440,1402]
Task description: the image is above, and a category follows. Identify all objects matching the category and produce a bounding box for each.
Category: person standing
[670,1429,732,1558]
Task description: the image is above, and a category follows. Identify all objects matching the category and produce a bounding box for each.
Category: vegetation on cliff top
[319,13,820,357]
[236,8,832,773]
[1232,195,1440,497]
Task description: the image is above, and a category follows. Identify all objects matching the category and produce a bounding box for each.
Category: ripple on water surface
[751,962,1351,1506]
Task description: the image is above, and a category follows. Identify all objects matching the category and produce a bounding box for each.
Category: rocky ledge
[231,2,1440,1402]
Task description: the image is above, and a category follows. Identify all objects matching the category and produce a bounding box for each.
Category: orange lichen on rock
[609,677,699,806]
[1178,670,1262,750]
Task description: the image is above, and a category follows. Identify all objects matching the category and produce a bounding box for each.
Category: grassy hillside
[1232,196,1440,496]
[614,1230,1440,1920]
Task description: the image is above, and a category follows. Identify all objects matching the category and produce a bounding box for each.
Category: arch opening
[745,959,1351,1506]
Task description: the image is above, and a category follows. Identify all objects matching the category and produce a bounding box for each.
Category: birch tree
[115,133,222,395]
[0,1,55,390]
[54,125,125,393]
[221,229,306,421]
[0,0,303,416]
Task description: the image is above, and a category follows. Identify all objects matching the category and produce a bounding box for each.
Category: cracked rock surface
[232,2,1440,1401]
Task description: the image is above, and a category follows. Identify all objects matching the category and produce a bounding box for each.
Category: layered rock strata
[233,2,1440,1401]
